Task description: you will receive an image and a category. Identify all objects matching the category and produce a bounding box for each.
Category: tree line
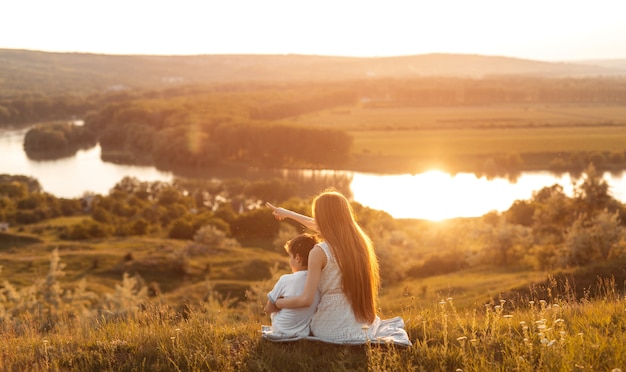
[82,87,355,169]
[4,77,626,128]
[2,164,625,284]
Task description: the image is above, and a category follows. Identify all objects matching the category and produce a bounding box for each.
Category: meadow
[298,104,626,131]
[1,242,625,371]
[2,212,626,371]
[293,103,626,173]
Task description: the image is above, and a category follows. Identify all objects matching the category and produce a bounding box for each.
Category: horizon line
[3,47,626,64]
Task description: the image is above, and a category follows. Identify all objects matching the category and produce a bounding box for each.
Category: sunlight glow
[350,170,577,221]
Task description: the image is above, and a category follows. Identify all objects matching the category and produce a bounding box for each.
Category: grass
[380,266,551,314]
[350,126,626,157]
[292,103,626,173]
[296,104,626,131]
[0,230,287,303]
[2,217,626,370]
[1,269,625,371]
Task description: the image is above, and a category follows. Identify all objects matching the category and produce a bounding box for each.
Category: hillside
[1,48,625,95]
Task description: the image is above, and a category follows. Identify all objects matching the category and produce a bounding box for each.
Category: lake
[2,127,625,220]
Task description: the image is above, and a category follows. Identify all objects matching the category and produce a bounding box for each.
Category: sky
[2,0,626,61]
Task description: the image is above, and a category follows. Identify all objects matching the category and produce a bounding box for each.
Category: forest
[3,76,626,174]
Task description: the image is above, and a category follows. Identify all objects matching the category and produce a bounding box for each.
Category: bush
[62,220,114,240]
[230,208,279,239]
[565,209,624,265]
[168,219,195,240]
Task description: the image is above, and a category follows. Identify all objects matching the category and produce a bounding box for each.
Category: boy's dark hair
[284,233,318,267]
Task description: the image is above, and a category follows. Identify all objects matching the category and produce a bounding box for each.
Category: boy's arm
[265,276,284,314]
[264,299,280,314]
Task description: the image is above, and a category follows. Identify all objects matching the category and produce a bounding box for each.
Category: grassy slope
[2,220,626,370]
[0,221,288,303]
[3,217,624,314]
[1,237,625,370]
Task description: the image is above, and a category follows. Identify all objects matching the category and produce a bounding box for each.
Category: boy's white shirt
[267,270,320,337]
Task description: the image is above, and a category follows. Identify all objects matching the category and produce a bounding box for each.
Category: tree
[168,219,195,240]
[505,200,535,227]
[573,163,612,218]
[531,184,573,243]
[565,209,624,265]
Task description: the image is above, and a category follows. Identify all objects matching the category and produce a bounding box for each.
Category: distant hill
[1,48,625,95]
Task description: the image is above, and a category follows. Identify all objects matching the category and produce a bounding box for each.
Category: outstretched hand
[266,202,285,221]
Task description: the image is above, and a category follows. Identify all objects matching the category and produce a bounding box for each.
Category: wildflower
[500,299,506,304]
[457,336,468,341]
[523,338,529,343]
[503,314,513,319]
[554,318,564,324]
[110,339,128,347]
[447,297,453,302]
[538,325,547,330]
[547,340,556,347]
[519,321,526,325]
[541,338,549,345]
[552,304,560,309]
[494,305,501,310]
[439,300,447,305]
[529,301,535,305]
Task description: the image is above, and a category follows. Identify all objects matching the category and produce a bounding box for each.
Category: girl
[266,190,380,342]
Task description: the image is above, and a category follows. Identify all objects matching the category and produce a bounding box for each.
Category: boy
[264,233,320,338]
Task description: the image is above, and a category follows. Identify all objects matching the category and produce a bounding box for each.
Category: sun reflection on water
[350,170,578,221]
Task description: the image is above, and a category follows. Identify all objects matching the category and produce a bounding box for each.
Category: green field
[1,238,625,371]
[350,126,626,157]
[297,104,626,130]
[292,104,626,173]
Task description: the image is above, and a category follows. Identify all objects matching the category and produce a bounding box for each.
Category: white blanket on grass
[262,316,412,347]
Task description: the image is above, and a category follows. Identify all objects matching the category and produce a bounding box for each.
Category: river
[1,127,625,220]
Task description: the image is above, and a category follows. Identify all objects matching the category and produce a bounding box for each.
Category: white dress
[310,242,380,342]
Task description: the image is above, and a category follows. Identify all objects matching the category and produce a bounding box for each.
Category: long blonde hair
[312,191,380,323]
